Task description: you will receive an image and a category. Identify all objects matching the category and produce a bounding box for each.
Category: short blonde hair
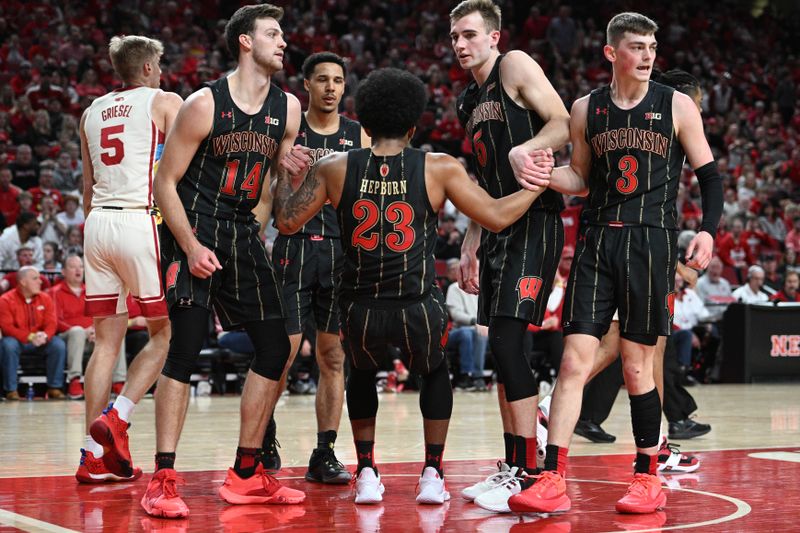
[108,35,164,84]
[450,0,502,32]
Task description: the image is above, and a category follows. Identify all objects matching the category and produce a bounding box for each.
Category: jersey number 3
[352,199,415,253]
[616,155,639,194]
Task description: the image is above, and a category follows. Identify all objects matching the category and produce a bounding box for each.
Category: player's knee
[558,350,593,383]
[419,359,452,420]
[347,367,378,420]
[162,304,209,383]
[246,319,291,381]
[316,338,345,375]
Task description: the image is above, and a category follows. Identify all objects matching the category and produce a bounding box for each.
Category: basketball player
[77,35,181,484]
[264,52,370,483]
[449,0,570,513]
[273,68,553,505]
[140,5,304,518]
[508,13,722,514]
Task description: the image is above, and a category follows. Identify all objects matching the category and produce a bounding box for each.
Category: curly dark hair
[652,68,700,100]
[355,68,427,140]
[302,52,346,80]
[224,4,284,60]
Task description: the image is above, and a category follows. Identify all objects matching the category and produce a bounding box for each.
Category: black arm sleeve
[695,161,723,237]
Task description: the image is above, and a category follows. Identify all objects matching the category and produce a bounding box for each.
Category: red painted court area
[1,448,797,532]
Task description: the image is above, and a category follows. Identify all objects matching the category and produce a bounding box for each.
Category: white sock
[85,435,103,457]
[113,395,135,422]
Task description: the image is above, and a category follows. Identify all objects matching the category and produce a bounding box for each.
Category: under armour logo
[279,258,291,266]
[221,111,232,118]
[596,107,608,115]
[357,452,372,460]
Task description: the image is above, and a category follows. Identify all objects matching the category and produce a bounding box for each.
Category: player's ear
[603,44,616,63]
[489,29,501,49]
[239,32,253,53]
[406,126,417,140]
[303,78,310,92]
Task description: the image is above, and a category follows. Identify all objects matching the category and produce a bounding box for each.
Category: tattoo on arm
[275,164,320,227]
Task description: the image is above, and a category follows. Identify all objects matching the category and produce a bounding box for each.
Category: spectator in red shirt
[771,271,800,303]
[786,216,800,253]
[50,255,128,400]
[0,265,66,400]
[716,216,753,270]
[30,166,63,211]
[0,246,51,293]
[0,165,21,226]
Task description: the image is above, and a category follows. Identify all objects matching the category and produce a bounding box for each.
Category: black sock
[155,452,176,471]
[513,435,530,472]
[544,444,568,475]
[424,443,445,476]
[355,440,375,473]
[317,430,337,451]
[234,447,261,479]
[503,432,515,466]
[634,452,657,475]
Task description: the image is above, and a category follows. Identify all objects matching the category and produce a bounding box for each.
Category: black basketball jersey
[337,148,437,304]
[583,81,685,229]
[457,53,564,219]
[293,114,361,238]
[177,77,286,220]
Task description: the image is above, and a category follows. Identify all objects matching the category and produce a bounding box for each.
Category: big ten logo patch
[517,276,543,302]
[666,291,676,321]
[165,261,180,289]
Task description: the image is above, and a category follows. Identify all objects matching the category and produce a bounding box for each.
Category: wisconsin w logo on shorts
[666,291,676,321]
[517,276,543,302]
[165,261,180,290]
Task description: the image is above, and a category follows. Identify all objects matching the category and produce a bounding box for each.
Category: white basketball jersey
[84,86,165,209]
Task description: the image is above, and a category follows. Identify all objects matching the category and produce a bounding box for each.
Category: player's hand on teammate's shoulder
[187,244,223,279]
[280,144,312,181]
[685,231,714,270]
[509,145,554,192]
[458,253,480,295]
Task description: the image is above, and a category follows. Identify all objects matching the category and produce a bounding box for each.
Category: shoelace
[265,435,281,455]
[530,470,561,491]
[259,469,280,493]
[160,474,185,498]
[663,441,687,460]
[625,474,654,496]
[321,450,346,471]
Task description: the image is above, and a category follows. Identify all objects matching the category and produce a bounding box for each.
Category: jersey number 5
[352,199,415,253]
[616,155,639,194]
[100,125,125,166]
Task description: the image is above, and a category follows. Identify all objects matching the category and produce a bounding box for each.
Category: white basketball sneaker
[416,467,451,504]
[473,472,524,513]
[461,462,518,501]
[354,467,385,504]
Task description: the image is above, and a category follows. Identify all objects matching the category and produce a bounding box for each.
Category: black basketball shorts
[478,210,563,326]
[562,224,678,340]
[160,212,285,330]
[272,234,343,335]
[339,288,448,376]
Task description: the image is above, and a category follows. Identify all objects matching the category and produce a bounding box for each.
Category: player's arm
[549,96,591,196]
[153,88,220,278]
[674,92,721,270]
[459,219,482,295]
[273,152,345,234]
[79,109,94,218]
[360,127,372,148]
[500,50,570,190]
[152,90,184,136]
[430,153,549,233]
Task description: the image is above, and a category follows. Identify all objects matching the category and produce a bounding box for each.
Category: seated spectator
[16,191,34,215]
[8,144,38,190]
[56,195,84,227]
[716,216,753,283]
[434,214,461,260]
[62,225,83,257]
[0,165,21,226]
[771,271,800,303]
[780,248,800,277]
[444,258,487,390]
[732,265,770,303]
[30,166,63,212]
[0,265,66,400]
[672,271,710,371]
[53,151,80,192]
[695,256,735,322]
[786,216,800,253]
[0,246,51,293]
[761,252,782,295]
[50,255,126,399]
[38,195,67,244]
[759,202,787,243]
[42,241,62,272]
[0,212,43,270]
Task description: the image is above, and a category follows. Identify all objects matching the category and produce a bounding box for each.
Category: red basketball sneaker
[218,463,305,505]
[507,470,571,514]
[615,473,666,514]
[75,449,142,483]
[90,403,133,476]
[140,468,189,518]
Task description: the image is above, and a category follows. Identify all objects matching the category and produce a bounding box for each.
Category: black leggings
[489,317,538,402]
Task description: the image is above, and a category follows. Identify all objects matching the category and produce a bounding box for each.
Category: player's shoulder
[570,94,591,113]
[339,114,361,129]
[182,86,215,114]
[424,151,462,172]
